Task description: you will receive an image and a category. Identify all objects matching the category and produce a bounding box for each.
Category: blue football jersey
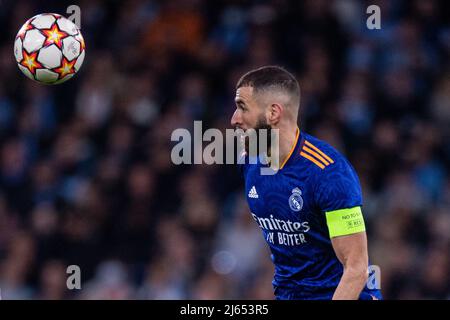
[240,129,382,300]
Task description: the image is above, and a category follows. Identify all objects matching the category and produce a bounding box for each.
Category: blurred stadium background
[0,0,449,299]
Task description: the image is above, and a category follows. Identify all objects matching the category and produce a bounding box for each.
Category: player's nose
[231,110,241,128]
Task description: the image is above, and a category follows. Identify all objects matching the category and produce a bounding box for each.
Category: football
[14,13,85,84]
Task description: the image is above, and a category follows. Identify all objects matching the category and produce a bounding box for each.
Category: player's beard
[244,115,272,157]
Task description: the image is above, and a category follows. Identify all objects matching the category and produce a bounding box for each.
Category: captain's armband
[325,206,366,238]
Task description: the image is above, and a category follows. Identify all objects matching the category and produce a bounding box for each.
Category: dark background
[0,0,449,299]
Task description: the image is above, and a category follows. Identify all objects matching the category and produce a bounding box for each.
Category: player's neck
[277,124,300,168]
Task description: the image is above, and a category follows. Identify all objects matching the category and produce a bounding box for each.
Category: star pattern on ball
[53,56,76,79]
[19,50,43,74]
[17,21,33,40]
[42,23,69,49]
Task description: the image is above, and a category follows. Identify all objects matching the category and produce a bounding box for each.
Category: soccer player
[231,66,382,300]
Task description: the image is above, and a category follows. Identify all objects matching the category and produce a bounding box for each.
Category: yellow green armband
[325,206,366,238]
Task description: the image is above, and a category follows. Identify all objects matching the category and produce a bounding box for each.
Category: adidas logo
[248,186,259,199]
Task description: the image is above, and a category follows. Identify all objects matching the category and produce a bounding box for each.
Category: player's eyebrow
[235,98,246,106]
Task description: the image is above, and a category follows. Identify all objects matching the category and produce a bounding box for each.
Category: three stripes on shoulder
[300,141,334,169]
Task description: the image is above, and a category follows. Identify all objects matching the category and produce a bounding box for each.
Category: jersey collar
[279,127,303,170]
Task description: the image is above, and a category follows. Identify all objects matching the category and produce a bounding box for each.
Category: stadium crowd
[0,0,449,299]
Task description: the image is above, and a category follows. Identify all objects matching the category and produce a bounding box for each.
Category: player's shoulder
[300,133,361,196]
[300,132,348,172]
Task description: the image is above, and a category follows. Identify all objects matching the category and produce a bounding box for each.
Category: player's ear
[268,103,283,125]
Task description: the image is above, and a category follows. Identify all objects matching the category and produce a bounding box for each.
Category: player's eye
[237,104,246,111]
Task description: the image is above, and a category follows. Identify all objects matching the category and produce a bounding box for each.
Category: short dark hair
[236,65,300,107]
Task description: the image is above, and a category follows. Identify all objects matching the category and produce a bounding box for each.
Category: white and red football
[14,13,85,85]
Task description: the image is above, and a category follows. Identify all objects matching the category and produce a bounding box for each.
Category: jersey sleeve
[314,157,365,238]
[314,157,363,211]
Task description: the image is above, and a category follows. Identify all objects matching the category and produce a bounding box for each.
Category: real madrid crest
[289,187,303,212]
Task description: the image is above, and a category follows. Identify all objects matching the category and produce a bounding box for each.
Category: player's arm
[330,228,368,300]
[313,152,369,300]
[326,206,369,300]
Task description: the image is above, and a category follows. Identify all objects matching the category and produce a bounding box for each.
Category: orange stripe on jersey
[302,145,330,166]
[304,140,334,164]
[300,151,325,169]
